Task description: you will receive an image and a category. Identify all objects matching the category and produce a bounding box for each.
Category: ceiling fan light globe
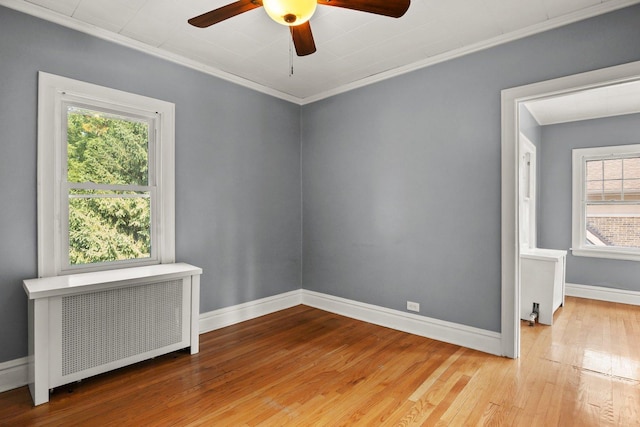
[263,0,317,26]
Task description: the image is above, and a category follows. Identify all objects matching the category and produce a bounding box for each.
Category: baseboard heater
[23,263,202,406]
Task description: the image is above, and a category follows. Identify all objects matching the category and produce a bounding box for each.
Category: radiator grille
[61,280,183,376]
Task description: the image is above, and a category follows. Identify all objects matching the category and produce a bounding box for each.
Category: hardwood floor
[1,296,639,426]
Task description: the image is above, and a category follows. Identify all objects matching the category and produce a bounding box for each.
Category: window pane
[67,106,149,186]
[603,159,622,180]
[68,191,151,265]
[603,178,622,200]
[586,203,640,248]
[586,160,603,181]
[623,178,640,200]
[624,157,640,179]
[586,160,603,201]
[586,181,603,201]
[623,157,640,201]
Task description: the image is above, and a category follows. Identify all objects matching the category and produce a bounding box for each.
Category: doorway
[500,60,640,358]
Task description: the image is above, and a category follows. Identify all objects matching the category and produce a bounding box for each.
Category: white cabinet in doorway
[520,248,567,325]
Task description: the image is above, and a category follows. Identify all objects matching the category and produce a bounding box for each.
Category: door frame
[500,60,640,358]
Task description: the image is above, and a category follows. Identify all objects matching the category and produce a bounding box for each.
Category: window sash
[61,186,158,271]
[584,155,640,202]
[61,100,159,272]
[61,99,157,186]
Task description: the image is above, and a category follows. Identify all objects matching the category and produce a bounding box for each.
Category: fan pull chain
[289,35,294,76]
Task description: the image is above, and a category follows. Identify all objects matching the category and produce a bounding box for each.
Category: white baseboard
[301,290,502,356]
[199,290,302,334]
[0,357,28,393]
[566,283,640,306]
[1,288,503,394]
[198,289,502,355]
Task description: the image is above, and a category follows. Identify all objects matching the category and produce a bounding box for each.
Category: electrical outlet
[407,301,420,312]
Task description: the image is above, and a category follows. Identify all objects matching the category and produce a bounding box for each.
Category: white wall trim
[198,289,504,355]
[0,0,301,105]
[37,72,176,277]
[301,290,502,356]
[566,283,640,306]
[0,357,28,393]
[199,290,302,334]
[1,289,503,393]
[302,0,640,105]
[1,0,639,105]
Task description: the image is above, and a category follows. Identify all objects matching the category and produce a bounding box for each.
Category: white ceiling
[524,80,640,125]
[3,0,640,103]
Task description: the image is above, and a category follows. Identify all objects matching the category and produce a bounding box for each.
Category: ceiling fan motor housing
[263,0,317,26]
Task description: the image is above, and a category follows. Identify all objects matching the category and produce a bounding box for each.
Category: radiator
[24,263,202,405]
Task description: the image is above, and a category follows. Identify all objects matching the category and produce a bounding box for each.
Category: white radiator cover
[24,263,202,405]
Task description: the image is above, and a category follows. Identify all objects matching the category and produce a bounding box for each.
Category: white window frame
[37,72,175,277]
[572,144,640,262]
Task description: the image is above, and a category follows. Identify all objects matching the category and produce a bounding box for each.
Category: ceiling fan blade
[290,22,317,56]
[188,0,263,28]
[318,0,410,18]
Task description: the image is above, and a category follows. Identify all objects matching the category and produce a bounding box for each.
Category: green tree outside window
[66,107,152,265]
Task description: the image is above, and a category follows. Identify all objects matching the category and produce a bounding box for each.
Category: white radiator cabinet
[23,263,202,406]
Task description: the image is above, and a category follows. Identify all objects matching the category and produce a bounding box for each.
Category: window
[572,144,640,261]
[38,72,175,276]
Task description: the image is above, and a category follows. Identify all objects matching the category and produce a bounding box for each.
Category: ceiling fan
[188,0,411,56]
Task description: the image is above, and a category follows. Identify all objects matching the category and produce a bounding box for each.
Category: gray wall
[519,105,542,148]
[539,113,640,291]
[0,6,301,363]
[301,5,640,333]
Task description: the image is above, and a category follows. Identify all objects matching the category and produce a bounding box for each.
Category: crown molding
[300,0,640,105]
[2,0,639,106]
[0,0,303,104]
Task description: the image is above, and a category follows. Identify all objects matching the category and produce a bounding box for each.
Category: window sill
[571,247,640,262]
